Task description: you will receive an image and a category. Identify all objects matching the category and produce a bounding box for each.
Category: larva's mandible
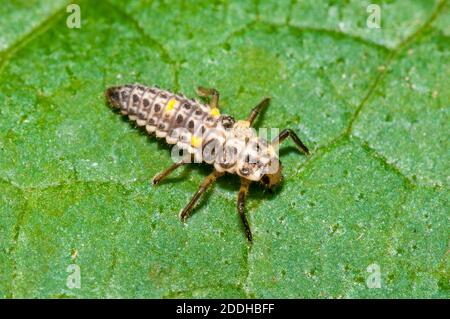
[106,84,309,241]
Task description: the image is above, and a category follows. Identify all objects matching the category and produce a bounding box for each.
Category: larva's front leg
[180,170,224,221]
[237,178,252,242]
[152,160,187,186]
[271,128,310,155]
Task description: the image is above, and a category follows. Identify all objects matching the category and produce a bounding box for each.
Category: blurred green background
[0,0,448,298]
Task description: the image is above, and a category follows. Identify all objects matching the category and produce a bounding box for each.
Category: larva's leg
[180,170,224,221]
[237,178,252,242]
[152,160,186,186]
[271,128,309,155]
[196,87,220,109]
[247,97,270,126]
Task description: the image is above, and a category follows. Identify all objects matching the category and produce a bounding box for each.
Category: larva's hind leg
[271,128,310,155]
[180,170,224,221]
[237,178,252,242]
[196,87,220,109]
[247,97,270,126]
[152,160,187,186]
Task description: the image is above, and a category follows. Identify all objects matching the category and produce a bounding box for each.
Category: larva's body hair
[106,84,280,182]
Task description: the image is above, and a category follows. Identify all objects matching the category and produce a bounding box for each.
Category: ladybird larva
[106,83,309,241]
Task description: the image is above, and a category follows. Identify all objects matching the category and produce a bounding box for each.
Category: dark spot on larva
[143,99,150,107]
[148,118,155,125]
[180,133,189,142]
[138,112,147,120]
[203,138,220,159]
[133,94,139,103]
[195,109,202,115]
[154,104,161,112]
[176,114,183,123]
[240,167,250,176]
[220,162,234,169]
[158,123,165,130]
[183,103,191,110]
[221,115,235,128]
[108,89,119,100]
[206,116,214,123]
[246,154,258,164]
[149,88,157,94]
[121,91,128,99]
[188,120,195,129]
[160,93,168,98]
[200,126,205,134]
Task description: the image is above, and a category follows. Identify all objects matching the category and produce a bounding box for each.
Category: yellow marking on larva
[210,107,220,117]
[191,135,203,148]
[165,98,177,112]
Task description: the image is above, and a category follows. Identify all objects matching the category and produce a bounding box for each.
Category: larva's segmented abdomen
[106,84,224,155]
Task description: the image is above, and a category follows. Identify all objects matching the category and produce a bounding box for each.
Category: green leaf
[0,0,448,298]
